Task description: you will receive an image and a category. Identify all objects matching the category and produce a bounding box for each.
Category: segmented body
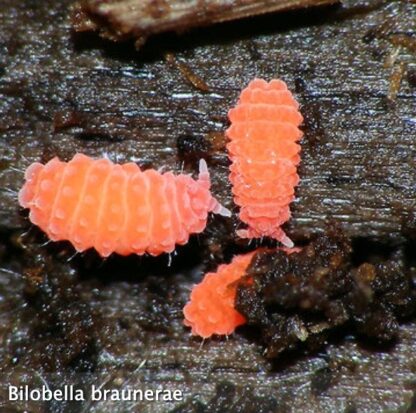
[183,251,255,338]
[19,154,227,257]
[183,246,301,338]
[226,78,303,247]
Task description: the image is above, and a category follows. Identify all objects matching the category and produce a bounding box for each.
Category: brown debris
[363,17,398,43]
[73,0,339,45]
[383,46,400,69]
[205,131,227,152]
[362,9,415,102]
[388,62,406,101]
[390,34,416,53]
[236,227,416,358]
[165,53,210,92]
[176,134,212,165]
[72,4,99,32]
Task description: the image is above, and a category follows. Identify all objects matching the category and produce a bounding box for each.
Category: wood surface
[73,0,339,46]
[0,0,415,412]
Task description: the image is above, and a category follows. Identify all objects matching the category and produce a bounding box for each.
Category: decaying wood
[73,0,339,45]
[0,0,416,412]
[1,0,414,242]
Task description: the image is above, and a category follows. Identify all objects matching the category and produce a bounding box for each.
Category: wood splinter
[72,0,339,47]
[165,53,210,92]
[388,62,406,102]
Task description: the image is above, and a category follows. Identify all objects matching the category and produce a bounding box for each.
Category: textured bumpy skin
[226,78,303,248]
[183,251,256,338]
[19,154,228,257]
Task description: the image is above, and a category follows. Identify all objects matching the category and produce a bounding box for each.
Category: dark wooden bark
[0,0,416,412]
